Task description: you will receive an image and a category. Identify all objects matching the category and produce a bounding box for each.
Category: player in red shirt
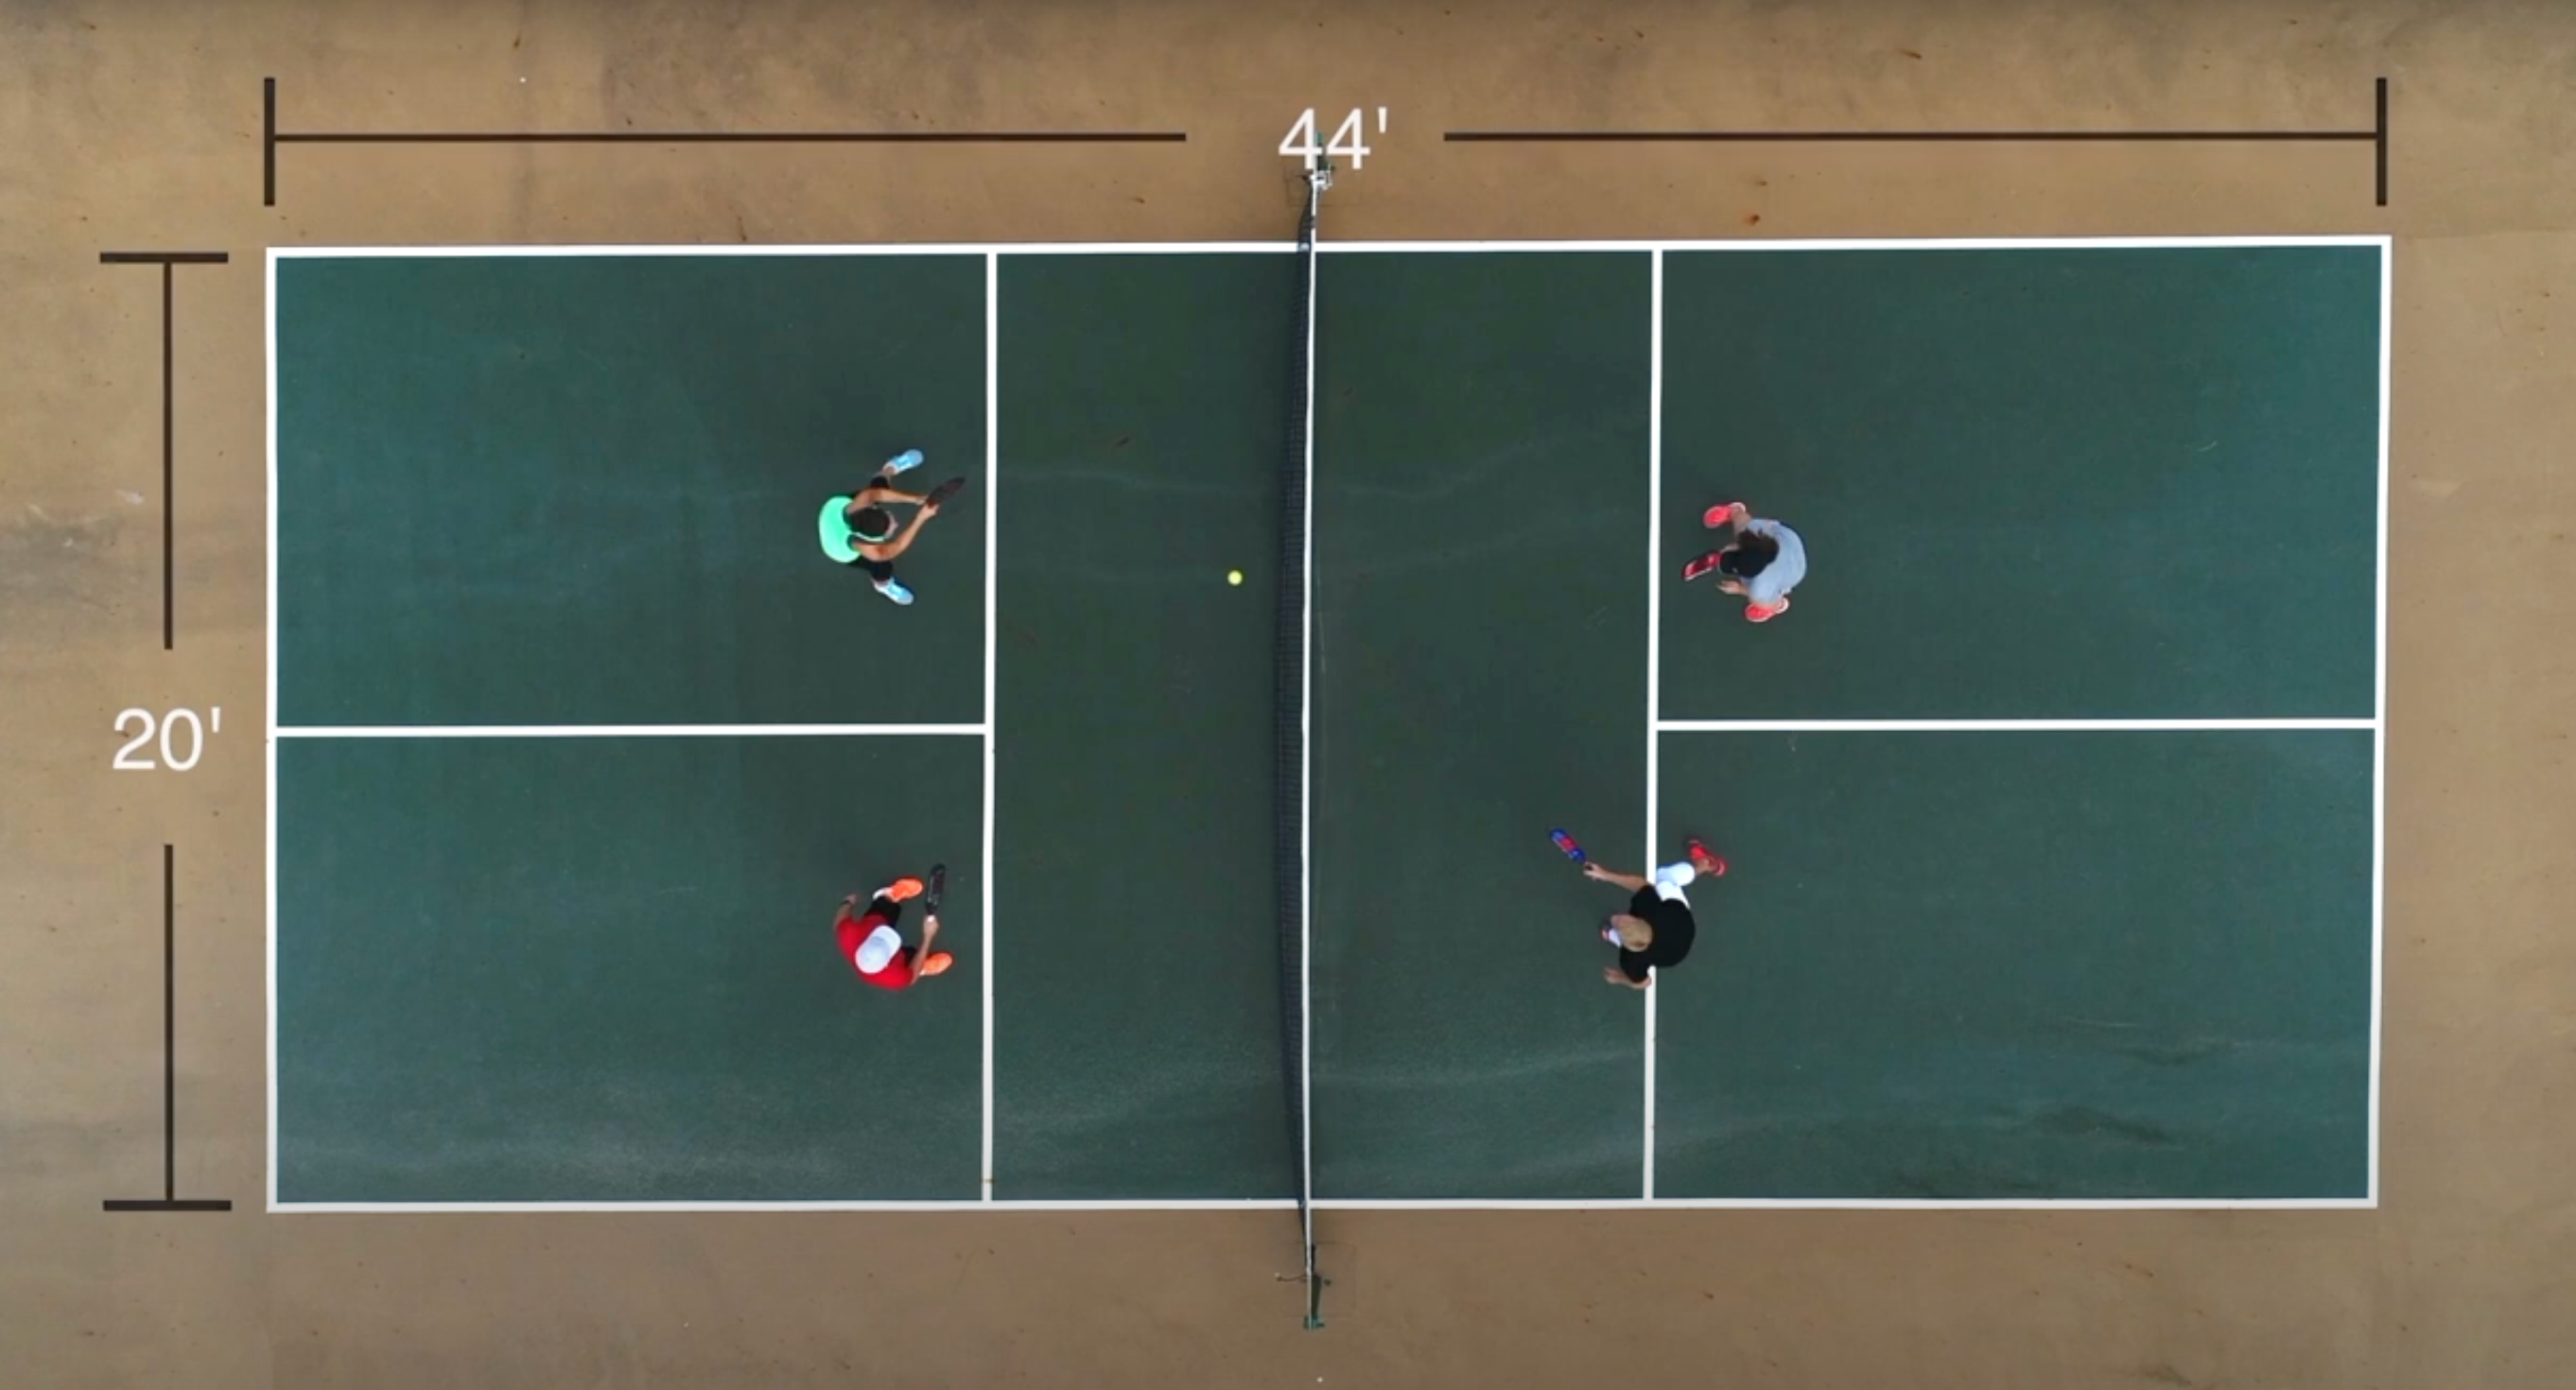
[836,874,953,991]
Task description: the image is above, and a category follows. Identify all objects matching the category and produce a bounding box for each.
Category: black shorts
[845,555,896,583]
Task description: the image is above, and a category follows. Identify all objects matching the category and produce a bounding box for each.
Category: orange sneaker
[1746,597,1790,623]
[880,877,927,902]
[918,951,955,977]
[1686,838,1727,877]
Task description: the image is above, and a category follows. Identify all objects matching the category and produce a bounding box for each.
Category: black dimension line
[1450,77,2391,206]
[103,846,233,1213]
[98,252,229,652]
[263,77,1187,205]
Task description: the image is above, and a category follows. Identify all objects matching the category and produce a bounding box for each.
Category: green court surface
[269,239,2383,1208]
[275,256,988,728]
[1658,249,2380,721]
[1312,252,1652,1198]
[990,254,1295,1198]
[1654,729,2373,1200]
[275,734,983,1202]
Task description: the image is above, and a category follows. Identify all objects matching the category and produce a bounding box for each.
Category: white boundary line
[1329,236,2391,253]
[265,235,2388,1214]
[1315,1197,2376,1210]
[2370,237,2392,1205]
[265,1195,2372,1213]
[981,252,1001,1201]
[265,250,282,1213]
[1658,718,2375,733]
[267,235,2389,259]
[274,1199,1299,1213]
[268,243,1299,259]
[273,723,985,738]
[1641,249,1663,1202]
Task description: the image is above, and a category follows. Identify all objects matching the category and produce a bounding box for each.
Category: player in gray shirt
[1685,500,1804,622]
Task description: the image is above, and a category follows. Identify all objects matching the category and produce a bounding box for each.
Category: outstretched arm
[1583,862,1650,893]
[855,480,926,506]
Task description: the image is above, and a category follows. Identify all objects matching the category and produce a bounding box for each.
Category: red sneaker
[1681,550,1725,582]
[1746,597,1790,623]
[1704,501,1743,529]
[1686,838,1727,877]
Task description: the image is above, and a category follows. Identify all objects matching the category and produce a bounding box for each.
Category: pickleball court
[268,235,2384,1209]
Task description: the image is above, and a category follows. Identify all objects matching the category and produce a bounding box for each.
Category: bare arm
[873,502,940,561]
[855,481,926,506]
[915,914,942,980]
[857,504,940,564]
[1583,862,1651,893]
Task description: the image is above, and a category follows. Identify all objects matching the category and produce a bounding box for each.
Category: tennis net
[1276,160,1328,1329]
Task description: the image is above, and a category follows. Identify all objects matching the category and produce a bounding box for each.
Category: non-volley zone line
[273,723,985,738]
[1656,718,2375,734]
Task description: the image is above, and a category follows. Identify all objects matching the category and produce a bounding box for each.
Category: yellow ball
[1227,569,1244,585]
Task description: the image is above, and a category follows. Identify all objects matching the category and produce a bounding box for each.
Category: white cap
[854,924,903,974]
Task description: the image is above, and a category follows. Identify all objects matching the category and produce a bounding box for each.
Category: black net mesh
[1276,166,1324,1328]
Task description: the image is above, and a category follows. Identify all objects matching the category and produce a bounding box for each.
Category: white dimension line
[1657,718,2376,734]
[1641,249,1664,1202]
[265,1195,2372,1214]
[275,723,986,738]
[2369,237,2392,1205]
[265,250,282,1212]
[982,252,1001,1202]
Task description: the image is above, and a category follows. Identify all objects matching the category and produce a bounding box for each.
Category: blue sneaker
[882,448,925,476]
[874,577,914,606]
